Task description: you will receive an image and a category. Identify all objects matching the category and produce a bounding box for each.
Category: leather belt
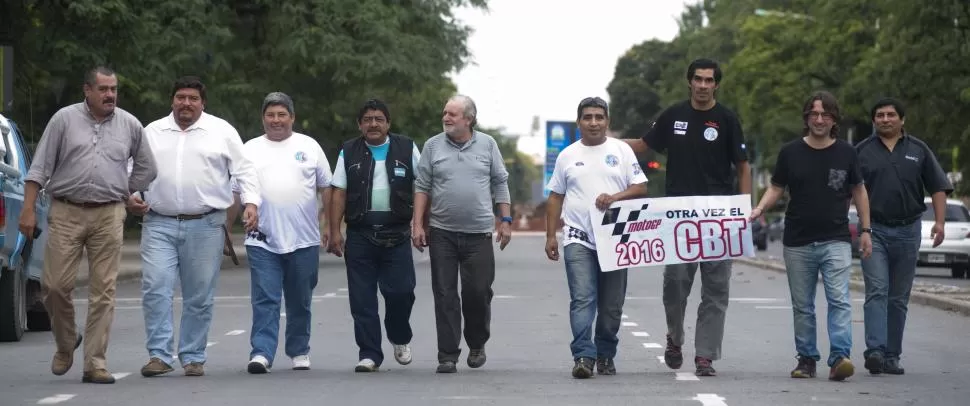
[152,209,218,221]
[54,197,120,208]
[872,214,921,227]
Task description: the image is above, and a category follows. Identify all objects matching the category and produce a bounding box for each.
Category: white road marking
[37,394,76,404]
[657,355,666,363]
[693,393,727,406]
[730,297,782,303]
[632,331,650,337]
[206,341,218,347]
[676,372,700,381]
[280,313,286,317]
[621,314,629,319]
[621,321,638,327]
[494,295,519,299]
[755,305,792,309]
[322,292,337,298]
[111,372,131,380]
[338,288,348,292]
[226,330,245,336]
[642,342,662,349]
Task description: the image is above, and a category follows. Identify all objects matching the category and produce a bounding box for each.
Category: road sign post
[542,121,580,198]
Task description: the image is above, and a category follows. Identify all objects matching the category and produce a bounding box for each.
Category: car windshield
[921,203,970,222]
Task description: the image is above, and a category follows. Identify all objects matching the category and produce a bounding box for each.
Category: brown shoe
[82,369,116,384]
[184,362,204,376]
[828,357,855,381]
[51,334,82,376]
[141,357,174,377]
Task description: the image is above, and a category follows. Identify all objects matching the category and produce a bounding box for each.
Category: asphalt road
[2,235,969,406]
[756,237,970,289]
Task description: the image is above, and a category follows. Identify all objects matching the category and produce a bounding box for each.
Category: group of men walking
[17,59,953,385]
[545,58,953,383]
[19,67,511,383]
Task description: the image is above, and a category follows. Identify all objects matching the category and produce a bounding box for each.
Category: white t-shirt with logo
[546,137,648,249]
[232,133,332,254]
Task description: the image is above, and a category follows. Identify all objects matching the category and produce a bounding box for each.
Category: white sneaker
[355,358,377,372]
[393,344,412,365]
[247,355,270,374]
[292,355,310,370]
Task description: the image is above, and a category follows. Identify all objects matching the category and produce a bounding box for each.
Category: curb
[735,258,970,318]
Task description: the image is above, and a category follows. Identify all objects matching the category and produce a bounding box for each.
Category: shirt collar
[162,111,209,132]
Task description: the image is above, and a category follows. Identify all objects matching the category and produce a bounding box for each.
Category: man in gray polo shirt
[412,94,512,374]
[20,66,158,384]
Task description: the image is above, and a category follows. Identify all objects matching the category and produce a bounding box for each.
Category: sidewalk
[736,257,970,317]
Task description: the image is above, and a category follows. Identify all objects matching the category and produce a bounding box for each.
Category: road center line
[642,342,662,349]
[632,331,650,337]
[755,305,792,309]
[621,321,638,327]
[112,372,131,380]
[225,330,246,336]
[676,372,700,381]
[206,341,218,347]
[657,355,666,363]
[693,393,727,406]
[37,394,75,404]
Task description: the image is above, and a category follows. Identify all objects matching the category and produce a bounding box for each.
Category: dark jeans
[861,220,921,360]
[428,227,495,363]
[345,227,416,366]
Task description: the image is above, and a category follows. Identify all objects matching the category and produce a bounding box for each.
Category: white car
[917,197,970,278]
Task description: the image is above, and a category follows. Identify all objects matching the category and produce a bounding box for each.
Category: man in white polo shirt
[544,97,648,379]
[134,76,260,378]
[241,92,333,374]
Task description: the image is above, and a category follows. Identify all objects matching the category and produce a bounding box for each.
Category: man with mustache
[855,98,952,376]
[624,58,750,376]
[134,76,260,378]
[329,99,421,372]
[237,92,333,374]
[20,66,158,384]
[751,91,872,382]
[412,94,512,373]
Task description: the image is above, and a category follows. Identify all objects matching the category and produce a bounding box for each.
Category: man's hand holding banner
[589,194,756,272]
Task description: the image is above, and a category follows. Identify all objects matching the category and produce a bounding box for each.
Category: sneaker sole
[830,362,855,381]
[292,365,310,371]
[572,367,593,379]
[247,362,269,374]
[355,366,378,373]
[396,357,412,365]
[141,367,174,377]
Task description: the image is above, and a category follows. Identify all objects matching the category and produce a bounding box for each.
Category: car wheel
[0,268,26,342]
[951,266,968,279]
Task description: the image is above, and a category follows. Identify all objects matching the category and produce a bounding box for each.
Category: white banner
[589,194,756,272]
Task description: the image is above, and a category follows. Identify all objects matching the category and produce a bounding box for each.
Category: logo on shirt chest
[294,151,307,162]
[673,121,688,135]
[703,127,719,141]
[604,154,619,167]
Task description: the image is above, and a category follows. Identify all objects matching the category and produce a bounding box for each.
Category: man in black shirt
[625,58,750,376]
[752,91,872,382]
[856,98,953,376]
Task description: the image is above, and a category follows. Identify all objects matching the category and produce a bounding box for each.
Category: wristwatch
[501,216,513,224]
[860,227,872,234]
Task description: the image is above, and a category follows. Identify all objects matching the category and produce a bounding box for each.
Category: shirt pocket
[102,132,130,162]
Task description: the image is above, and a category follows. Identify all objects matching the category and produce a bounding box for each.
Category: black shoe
[664,334,683,370]
[572,357,594,379]
[790,355,817,378]
[865,352,884,375]
[436,361,457,373]
[467,348,486,368]
[883,358,905,375]
[695,356,716,376]
[596,358,616,375]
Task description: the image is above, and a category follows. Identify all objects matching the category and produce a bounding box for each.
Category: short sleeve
[642,109,670,154]
[546,152,568,195]
[315,144,333,188]
[770,145,789,188]
[847,146,863,186]
[920,142,954,195]
[728,114,748,163]
[622,143,648,185]
[412,143,421,169]
[331,150,347,189]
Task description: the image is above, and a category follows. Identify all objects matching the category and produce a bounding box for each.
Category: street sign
[542,120,580,198]
[1,46,12,112]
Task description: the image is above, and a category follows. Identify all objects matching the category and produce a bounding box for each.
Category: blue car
[0,113,53,342]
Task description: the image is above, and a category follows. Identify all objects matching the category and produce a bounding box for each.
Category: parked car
[916,197,970,279]
[847,207,860,258]
[0,113,53,342]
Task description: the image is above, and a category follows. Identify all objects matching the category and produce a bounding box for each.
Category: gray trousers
[663,260,733,360]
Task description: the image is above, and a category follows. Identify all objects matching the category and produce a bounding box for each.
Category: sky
[449,0,694,162]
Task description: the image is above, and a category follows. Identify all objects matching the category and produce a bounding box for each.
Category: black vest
[342,133,415,227]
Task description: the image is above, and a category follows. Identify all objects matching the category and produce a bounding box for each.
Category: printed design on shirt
[704,121,719,129]
[600,203,651,244]
[904,155,919,163]
[394,167,406,177]
[632,162,642,176]
[828,168,847,191]
[294,151,307,162]
[605,154,619,167]
[575,161,585,166]
[567,226,592,244]
[674,121,688,130]
[703,127,719,141]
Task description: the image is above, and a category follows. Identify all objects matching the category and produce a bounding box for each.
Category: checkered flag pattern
[566,226,592,244]
[601,203,650,244]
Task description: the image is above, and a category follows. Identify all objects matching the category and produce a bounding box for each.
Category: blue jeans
[861,221,920,360]
[247,245,320,366]
[345,228,415,366]
[782,241,853,367]
[140,210,226,366]
[563,243,628,360]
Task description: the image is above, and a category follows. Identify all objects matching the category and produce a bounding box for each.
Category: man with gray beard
[412,94,512,373]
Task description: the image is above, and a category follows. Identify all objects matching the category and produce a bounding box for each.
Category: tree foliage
[607,0,969,195]
[2,0,487,157]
